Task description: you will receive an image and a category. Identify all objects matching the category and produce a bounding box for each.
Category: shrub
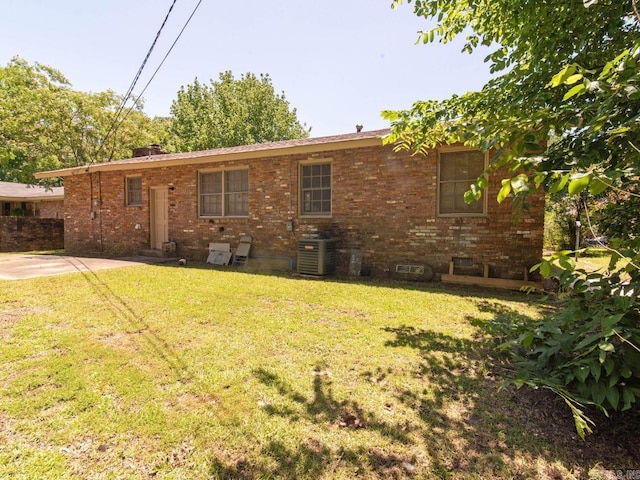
[487,253,640,438]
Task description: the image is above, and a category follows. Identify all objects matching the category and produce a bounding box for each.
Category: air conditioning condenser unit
[297,239,337,275]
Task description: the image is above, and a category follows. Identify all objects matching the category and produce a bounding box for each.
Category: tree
[384,1,640,436]
[0,57,165,184]
[168,71,310,152]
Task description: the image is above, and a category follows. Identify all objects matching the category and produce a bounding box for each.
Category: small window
[438,150,486,215]
[126,176,142,206]
[300,161,331,216]
[199,169,248,217]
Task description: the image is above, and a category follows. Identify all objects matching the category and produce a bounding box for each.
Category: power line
[120,0,179,113]
[121,0,205,126]
[93,0,180,163]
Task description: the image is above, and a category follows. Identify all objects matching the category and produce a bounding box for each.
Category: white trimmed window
[438,150,486,216]
[300,161,331,216]
[126,176,142,206]
[199,169,249,217]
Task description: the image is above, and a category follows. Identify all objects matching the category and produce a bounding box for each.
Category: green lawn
[0,263,635,479]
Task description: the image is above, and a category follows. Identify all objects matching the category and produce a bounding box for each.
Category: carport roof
[0,181,64,201]
[33,128,391,179]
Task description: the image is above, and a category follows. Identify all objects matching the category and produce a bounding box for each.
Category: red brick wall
[62,144,544,279]
[37,200,64,219]
[0,217,64,252]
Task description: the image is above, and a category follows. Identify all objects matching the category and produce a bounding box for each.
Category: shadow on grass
[381,324,528,477]
[383,302,640,479]
[209,439,416,480]
[208,300,639,479]
[208,368,416,479]
[254,368,412,444]
[68,257,191,382]
[206,310,559,478]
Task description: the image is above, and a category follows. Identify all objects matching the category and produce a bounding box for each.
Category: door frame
[149,186,169,250]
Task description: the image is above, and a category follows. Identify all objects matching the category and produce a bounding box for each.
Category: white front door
[150,186,169,250]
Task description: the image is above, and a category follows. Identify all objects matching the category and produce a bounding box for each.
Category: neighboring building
[0,181,64,218]
[34,129,544,280]
[0,181,64,252]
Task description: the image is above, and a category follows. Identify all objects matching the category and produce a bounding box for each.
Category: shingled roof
[0,181,64,201]
[34,128,391,179]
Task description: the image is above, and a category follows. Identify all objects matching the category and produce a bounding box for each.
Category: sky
[0,0,495,138]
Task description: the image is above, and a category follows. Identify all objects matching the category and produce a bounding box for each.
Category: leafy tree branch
[385,0,640,435]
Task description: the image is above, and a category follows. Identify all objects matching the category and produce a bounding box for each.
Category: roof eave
[34,134,386,179]
[0,195,64,202]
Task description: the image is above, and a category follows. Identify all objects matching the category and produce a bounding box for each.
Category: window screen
[300,162,331,216]
[225,170,249,216]
[126,176,142,206]
[439,151,485,215]
[199,170,248,217]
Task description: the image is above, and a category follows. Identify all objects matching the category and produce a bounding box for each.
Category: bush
[487,254,640,438]
[10,208,29,217]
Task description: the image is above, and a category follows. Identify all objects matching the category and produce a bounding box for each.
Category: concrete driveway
[0,253,175,280]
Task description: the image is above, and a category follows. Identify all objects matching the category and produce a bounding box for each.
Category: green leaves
[387,0,640,440]
[168,71,309,152]
[548,65,582,88]
[497,179,511,203]
[548,173,570,194]
[562,82,588,101]
[588,176,608,195]
[547,64,591,100]
[567,173,592,195]
[495,174,532,203]
[0,57,167,181]
[496,240,639,436]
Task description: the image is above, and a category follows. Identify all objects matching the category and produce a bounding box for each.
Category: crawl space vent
[395,265,425,275]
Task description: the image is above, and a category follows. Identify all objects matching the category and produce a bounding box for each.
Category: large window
[438,150,486,215]
[126,176,142,206]
[300,161,331,216]
[199,169,248,217]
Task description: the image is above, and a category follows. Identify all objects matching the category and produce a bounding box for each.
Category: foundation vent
[395,265,425,275]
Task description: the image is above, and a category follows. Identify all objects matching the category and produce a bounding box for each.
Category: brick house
[0,181,64,218]
[0,181,64,252]
[34,129,544,280]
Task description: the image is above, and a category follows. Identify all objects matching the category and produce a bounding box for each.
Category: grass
[0,262,637,479]
[543,248,630,278]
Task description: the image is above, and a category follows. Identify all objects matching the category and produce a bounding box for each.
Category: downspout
[98,171,104,253]
[89,172,94,219]
[288,158,298,241]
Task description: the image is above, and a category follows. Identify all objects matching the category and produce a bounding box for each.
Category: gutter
[0,196,64,202]
[33,130,389,179]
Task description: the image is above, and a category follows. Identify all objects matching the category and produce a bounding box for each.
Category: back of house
[34,129,544,282]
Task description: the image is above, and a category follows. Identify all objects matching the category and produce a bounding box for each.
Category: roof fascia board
[0,195,64,201]
[34,136,384,179]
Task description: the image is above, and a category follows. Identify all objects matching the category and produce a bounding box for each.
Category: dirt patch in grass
[0,304,52,322]
[0,304,56,343]
[506,386,640,472]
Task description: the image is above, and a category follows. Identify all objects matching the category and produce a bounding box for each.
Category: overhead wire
[120,0,179,114]
[92,0,182,164]
[119,0,205,126]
